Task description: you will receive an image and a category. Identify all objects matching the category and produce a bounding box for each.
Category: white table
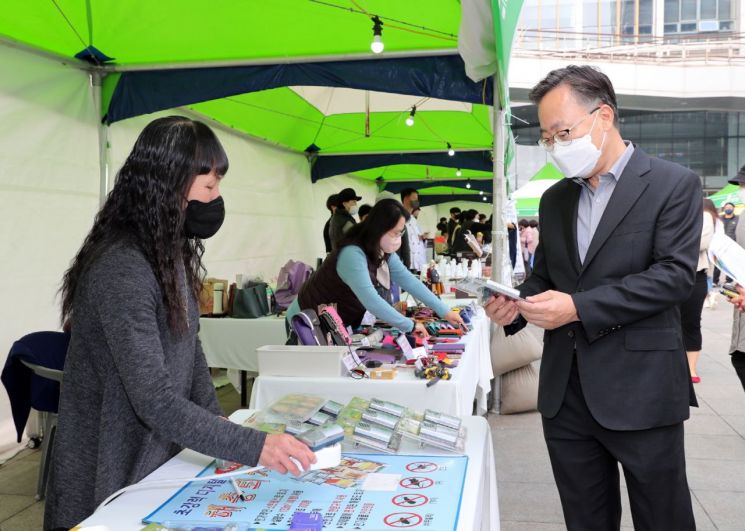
[250,310,494,417]
[78,410,499,531]
[199,316,288,405]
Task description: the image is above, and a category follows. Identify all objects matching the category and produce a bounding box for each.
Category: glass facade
[518,0,737,48]
[513,111,745,191]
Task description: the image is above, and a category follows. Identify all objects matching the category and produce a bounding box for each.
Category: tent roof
[1,1,460,67]
[708,184,743,207]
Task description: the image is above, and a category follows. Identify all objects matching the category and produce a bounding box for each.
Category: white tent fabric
[458,0,498,82]
[511,178,559,200]
[0,43,377,460]
[0,44,100,460]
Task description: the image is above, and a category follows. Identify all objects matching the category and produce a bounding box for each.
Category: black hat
[729,165,745,185]
[338,188,362,202]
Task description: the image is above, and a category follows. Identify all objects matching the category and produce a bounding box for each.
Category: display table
[250,310,493,417]
[77,410,499,531]
[199,315,288,405]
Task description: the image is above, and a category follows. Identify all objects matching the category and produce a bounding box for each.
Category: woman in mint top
[289,199,463,335]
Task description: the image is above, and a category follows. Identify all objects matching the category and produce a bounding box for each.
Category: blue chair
[1,331,69,500]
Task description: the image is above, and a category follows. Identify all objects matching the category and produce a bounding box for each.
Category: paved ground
[1,298,743,530]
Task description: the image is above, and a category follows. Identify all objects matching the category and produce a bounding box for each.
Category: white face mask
[549,113,605,179]
[380,232,403,254]
[348,204,359,216]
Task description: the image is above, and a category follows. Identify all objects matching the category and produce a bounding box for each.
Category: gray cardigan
[44,241,266,529]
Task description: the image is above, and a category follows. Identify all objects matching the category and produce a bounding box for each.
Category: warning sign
[384,512,423,527]
[399,477,434,489]
[406,462,438,473]
[392,494,429,508]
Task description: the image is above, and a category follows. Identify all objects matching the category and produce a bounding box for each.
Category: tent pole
[91,72,110,207]
[491,74,506,415]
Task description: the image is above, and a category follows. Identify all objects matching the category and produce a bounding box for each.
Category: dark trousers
[542,359,695,531]
[732,350,745,392]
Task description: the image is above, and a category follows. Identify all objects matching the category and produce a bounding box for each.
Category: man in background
[323,194,338,253]
[447,207,461,249]
[329,187,361,250]
[398,188,419,268]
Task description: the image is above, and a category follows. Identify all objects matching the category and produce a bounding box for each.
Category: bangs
[192,121,229,177]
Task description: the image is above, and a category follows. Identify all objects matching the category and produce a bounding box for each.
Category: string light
[447,142,455,156]
[482,196,487,201]
[465,179,471,189]
[479,190,484,195]
[455,168,462,177]
[370,16,384,53]
[405,106,416,127]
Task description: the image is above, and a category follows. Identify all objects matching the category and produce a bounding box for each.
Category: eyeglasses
[388,228,406,239]
[538,106,601,152]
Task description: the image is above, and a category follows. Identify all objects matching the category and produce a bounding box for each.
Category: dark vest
[297,247,391,328]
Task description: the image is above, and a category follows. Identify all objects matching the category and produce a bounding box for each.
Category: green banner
[491,0,525,108]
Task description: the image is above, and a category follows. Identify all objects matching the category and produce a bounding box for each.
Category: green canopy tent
[0,0,523,206]
[708,184,743,208]
[512,163,563,217]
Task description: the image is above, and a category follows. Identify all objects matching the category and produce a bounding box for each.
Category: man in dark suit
[486,65,701,530]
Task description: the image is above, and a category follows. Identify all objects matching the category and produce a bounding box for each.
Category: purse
[230,281,271,319]
[318,305,352,346]
[290,309,328,346]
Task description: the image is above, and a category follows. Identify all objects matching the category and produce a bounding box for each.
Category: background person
[329,187,361,250]
[323,193,338,254]
[446,207,461,249]
[484,65,700,530]
[288,199,463,336]
[358,203,372,222]
[679,198,716,383]
[407,206,428,273]
[725,167,745,391]
[45,117,314,529]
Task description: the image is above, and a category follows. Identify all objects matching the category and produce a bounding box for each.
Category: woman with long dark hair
[679,197,717,383]
[289,199,463,335]
[45,116,314,529]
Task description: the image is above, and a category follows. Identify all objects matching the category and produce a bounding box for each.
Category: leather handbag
[231,281,270,319]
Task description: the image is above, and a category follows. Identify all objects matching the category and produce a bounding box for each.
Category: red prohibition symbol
[405,462,437,473]
[399,476,434,489]
[392,494,429,507]
[384,512,423,527]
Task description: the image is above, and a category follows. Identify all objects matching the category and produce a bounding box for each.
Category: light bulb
[456,169,462,177]
[371,16,384,54]
[483,196,487,201]
[447,143,455,156]
[405,106,416,127]
[479,190,484,195]
[466,180,471,189]
[371,35,384,54]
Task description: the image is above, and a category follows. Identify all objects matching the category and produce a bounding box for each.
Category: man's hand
[484,295,520,326]
[728,284,745,313]
[258,433,316,476]
[517,290,579,330]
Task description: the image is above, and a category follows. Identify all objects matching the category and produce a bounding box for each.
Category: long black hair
[340,198,409,268]
[60,116,229,333]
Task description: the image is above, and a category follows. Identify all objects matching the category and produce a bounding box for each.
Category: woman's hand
[728,284,745,313]
[258,433,316,476]
[443,310,465,327]
[413,322,430,338]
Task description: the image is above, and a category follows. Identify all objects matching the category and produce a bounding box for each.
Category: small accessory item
[231,281,272,318]
[290,309,328,346]
[318,305,352,346]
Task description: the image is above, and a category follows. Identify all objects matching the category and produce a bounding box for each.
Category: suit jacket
[510,147,702,431]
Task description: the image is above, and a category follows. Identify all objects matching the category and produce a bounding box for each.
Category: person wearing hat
[725,166,745,391]
[323,193,339,254]
[329,187,361,250]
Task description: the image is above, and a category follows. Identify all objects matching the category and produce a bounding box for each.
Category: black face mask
[184,196,225,239]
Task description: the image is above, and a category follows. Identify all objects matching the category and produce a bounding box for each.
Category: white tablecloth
[250,310,494,416]
[199,316,288,372]
[78,411,499,531]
